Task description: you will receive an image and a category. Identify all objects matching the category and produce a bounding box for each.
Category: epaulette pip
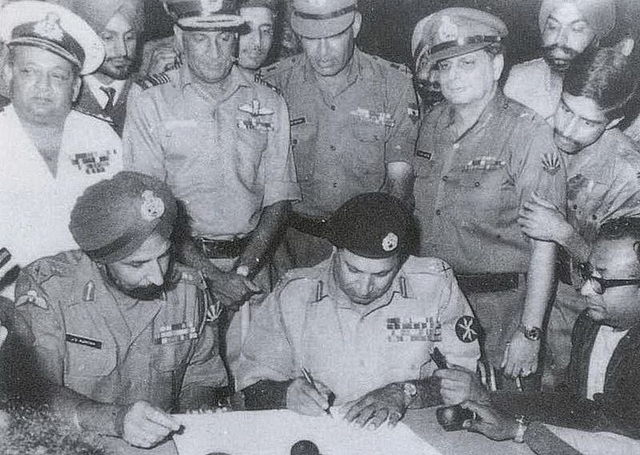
[371,55,413,77]
[258,55,299,78]
[135,71,172,91]
[254,72,281,95]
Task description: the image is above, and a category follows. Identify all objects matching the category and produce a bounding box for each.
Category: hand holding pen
[285,368,335,416]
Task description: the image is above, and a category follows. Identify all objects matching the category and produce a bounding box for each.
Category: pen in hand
[301,367,334,415]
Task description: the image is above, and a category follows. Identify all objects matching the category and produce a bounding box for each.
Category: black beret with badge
[325,193,415,259]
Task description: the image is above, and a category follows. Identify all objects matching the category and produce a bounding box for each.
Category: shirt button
[573,204,578,210]
[330,145,336,151]
[453,143,460,150]
[474,182,480,187]
[332,183,338,188]
[331,105,336,111]
[442,175,448,182]
[435,209,441,215]
[292,139,298,145]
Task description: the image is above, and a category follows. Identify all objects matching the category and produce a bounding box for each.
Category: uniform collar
[444,88,508,133]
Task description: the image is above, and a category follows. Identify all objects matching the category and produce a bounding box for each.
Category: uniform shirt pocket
[65,337,117,377]
[350,113,388,143]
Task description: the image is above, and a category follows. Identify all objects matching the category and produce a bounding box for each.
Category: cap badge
[438,15,458,42]
[140,190,165,221]
[201,0,224,14]
[34,13,64,41]
[382,232,399,252]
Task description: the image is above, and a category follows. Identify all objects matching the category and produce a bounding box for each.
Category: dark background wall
[143,0,640,68]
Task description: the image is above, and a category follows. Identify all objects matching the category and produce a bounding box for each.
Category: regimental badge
[154,322,198,345]
[237,100,274,132]
[381,232,398,252]
[34,13,64,41]
[16,289,48,309]
[438,16,458,42]
[455,316,481,343]
[350,108,396,127]
[464,156,506,171]
[140,190,165,221]
[407,103,420,124]
[70,150,116,174]
[387,317,440,342]
[542,153,561,175]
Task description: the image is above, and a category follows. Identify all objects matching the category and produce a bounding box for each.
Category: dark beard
[104,258,178,301]
[541,44,581,73]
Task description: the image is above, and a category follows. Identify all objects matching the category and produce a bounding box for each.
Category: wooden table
[100,408,535,455]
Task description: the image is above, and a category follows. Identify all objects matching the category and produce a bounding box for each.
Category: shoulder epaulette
[259,55,300,79]
[135,71,172,91]
[369,54,413,77]
[72,106,114,125]
[253,72,281,95]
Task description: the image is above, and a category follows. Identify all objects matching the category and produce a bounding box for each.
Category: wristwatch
[519,324,542,341]
[513,415,529,443]
[402,382,418,406]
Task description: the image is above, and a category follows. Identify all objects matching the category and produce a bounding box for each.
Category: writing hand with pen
[286,369,334,416]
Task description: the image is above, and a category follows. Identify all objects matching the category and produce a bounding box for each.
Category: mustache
[542,44,580,60]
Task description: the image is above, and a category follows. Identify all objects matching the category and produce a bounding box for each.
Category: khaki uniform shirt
[14,251,226,411]
[260,49,420,217]
[123,65,300,239]
[237,255,480,403]
[413,92,567,274]
[504,58,562,123]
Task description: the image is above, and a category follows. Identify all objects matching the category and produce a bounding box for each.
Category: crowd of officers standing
[1,0,640,451]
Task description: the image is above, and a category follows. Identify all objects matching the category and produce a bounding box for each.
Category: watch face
[404,382,417,397]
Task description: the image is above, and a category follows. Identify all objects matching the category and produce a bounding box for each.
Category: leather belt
[289,212,328,239]
[456,273,523,294]
[193,236,250,259]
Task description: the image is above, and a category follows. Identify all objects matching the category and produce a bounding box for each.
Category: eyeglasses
[578,263,640,295]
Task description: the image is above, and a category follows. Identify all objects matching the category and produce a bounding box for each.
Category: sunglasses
[578,263,640,295]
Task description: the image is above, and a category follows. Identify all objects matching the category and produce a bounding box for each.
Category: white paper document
[173,409,441,455]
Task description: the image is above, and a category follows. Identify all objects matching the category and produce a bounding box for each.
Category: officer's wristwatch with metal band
[519,324,542,341]
[403,382,418,406]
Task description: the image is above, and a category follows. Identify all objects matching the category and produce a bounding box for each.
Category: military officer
[0,1,123,297]
[517,47,640,388]
[412,8,567,388]
[260,0,420,269]
[71,0,144,136]
[13,172,227,448]
[504,0,616,122]
[237,193,480,428]
[123,0,300,378]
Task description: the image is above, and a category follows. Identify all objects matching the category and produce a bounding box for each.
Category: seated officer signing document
[237,193,480,429]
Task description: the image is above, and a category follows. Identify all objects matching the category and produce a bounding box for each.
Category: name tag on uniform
[154,322,198,345]
[71,150,117,174]
[387,317,439,342]
[66,333,102,349]
[290,117,306,127]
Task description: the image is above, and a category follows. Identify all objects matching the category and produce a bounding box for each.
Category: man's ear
[71,75,81,102]
[2,56,12,93]
[616,37,635,57]
[492,53,504,81]
[352,11,362,39]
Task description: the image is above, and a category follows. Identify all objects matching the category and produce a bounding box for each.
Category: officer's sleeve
[512,116,567,213]
[262,94,301,208]
[12,266,66,385]
[431,263,480,373]
[179,321,228,406]
[384,68,420,164]
[235,287,297,391]
[121,92,167,180]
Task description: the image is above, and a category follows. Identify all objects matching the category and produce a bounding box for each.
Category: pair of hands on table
[286,378,407,430]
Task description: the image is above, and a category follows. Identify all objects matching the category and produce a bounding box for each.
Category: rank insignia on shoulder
[350,108,395,127]
[416,150,432,160]
[254,73,281,95]
[542,153,561,175]
[237,100,274,132]
[83,281,95,302]
[290,117,306,127]
[455,316,481,343]
[16,289,48,309]
[136,72,171,90]
[464,156,506,171]
[71,149,117,174]
[407,103,420,124]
